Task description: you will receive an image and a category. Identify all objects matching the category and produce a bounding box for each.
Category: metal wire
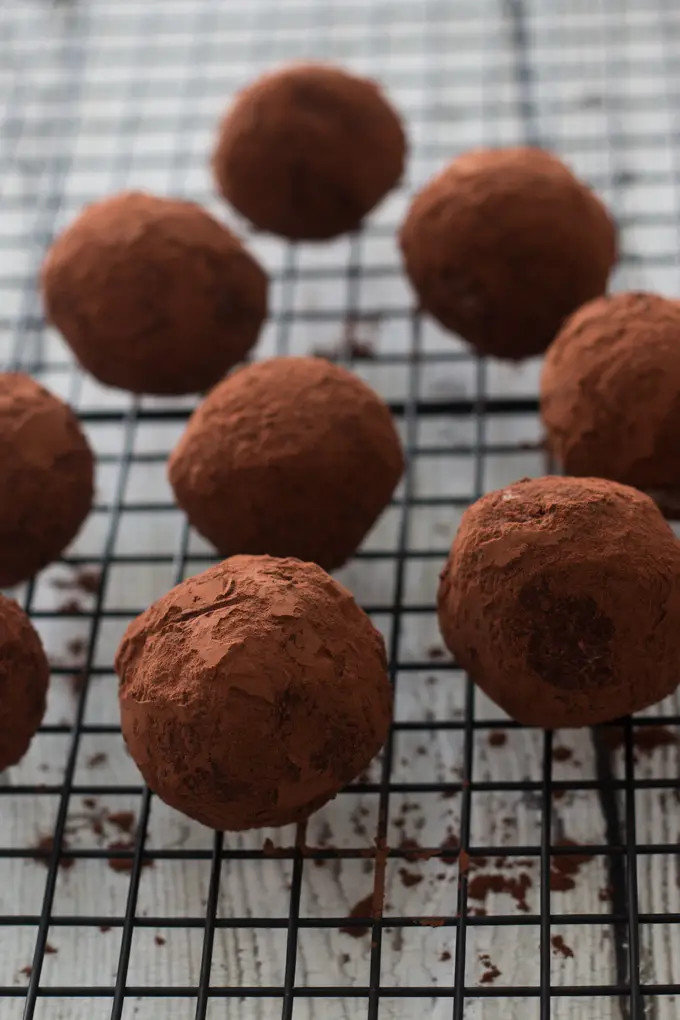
[1,2,680,1019]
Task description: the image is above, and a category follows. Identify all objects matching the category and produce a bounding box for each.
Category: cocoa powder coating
[115,555,392,831]
[168,357,404,571]
[0,594,50,770]
[541,292,680,492]
[0,374,94,587]
[437,476,680,728]
[399,147,617,360]
[212,63,406,240]
[41,191,267,395]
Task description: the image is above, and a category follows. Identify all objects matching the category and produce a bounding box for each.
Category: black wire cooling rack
[3,1,680,1018]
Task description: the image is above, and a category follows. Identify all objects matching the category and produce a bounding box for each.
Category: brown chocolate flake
[340,893,374,938]
[468,871,532,913]
[154,935,166,946]
[549,840,594,893]
[552,746,573,762]
[479,953,502,985]
[107,811,135,834]
[45,944,58,955]
[87,752,107,768]
[551,934,574,959]
[440,950,452,962]
[34,835,74,871]
[399,867,423,888]
[488,731,507,747]
[427,644,445,660]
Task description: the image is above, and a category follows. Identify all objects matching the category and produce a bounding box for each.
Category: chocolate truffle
[168,356,404,571]
[115,555,392,830]
[0,373,94,588]
[0,594,50,770]
[41,191,268,395]
[211,63,406,240]
[437,476,680,728]
[399,147,617,360]
[541,292,680,493]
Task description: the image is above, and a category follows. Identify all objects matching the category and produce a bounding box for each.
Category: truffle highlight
[42,191,268,395]
[437,476,680,728]
[541,292,680,493]
[0,373,94,587]
[168,356,404,571]
[212,63,406,240]
[115,555,392,830]
[0,594,50,770]
[399,146,617,360]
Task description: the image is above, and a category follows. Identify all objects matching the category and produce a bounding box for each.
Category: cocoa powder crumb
[551,934,574,959]
[99,925,111,933]
[107,840,153,873]
[57,599,84,615]
[468,871,531,912]
[427,645,445,660]
[399,867,423,888]
[340,893,374,938]
[34,835,74,870]
[549,840,594,893]
[45,944,58,955]
[552,746,573,762]
[87,752,107,768]
[82,797,97,809]
[20,965,32,978]
[108,811,135,834]
[488,731,507,747]
[66,637,87,657]
[440,950,452,962]
[154,935,166,946]
[478,954,501,985]
[440,832,460,865]
[602,724,677,757]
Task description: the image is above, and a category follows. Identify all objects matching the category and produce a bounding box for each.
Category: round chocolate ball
[168,356,404,571]
[399,147,617,360]
[437,476,680,728]
[0,594,50,770]
[211,63,406,240]
[541,292,680,494]
[0,374,94,588]
[41,191,268,395]
[116,555,392,830]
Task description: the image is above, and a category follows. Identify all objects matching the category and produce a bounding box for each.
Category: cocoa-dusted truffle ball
[0,594,50,770]
[0,374,94,587]
[41,191,268,395]
[399,147,617,360]
[168,357,404,571]
[541,293,680,493]
[212,63,406,240]
[116,555,392,830]
[437,476,680,728]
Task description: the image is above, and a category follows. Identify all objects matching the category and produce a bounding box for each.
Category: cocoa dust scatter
[427,645,445,660]
[108,811,135,834]
[399,868,423,888]
[602,724,677,757]
[487,731,507,748]
[552,746,573,762]
[57,599,84,615]
[599,886,614,903]
[107,840,153,873]
[87,752,108,768]
[478,954,502,985]
[20,965,32,978]
[551,934,574,959]
[468,871,532,913]
[440,950,452,962]
[51,569,100,596]
[44,944,58,955]
[154,935,166,946]
[399,837,423,862]
[440,833,460,865]
[82,797,97,809]
[339,952,351,966]
[34,835,74,871]
[66,637,87,657]
[549,840,594,893]
[99,925,111,933]
[340,893,374,938]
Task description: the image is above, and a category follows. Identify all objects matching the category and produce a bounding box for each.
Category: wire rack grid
[2,1,680,1018]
